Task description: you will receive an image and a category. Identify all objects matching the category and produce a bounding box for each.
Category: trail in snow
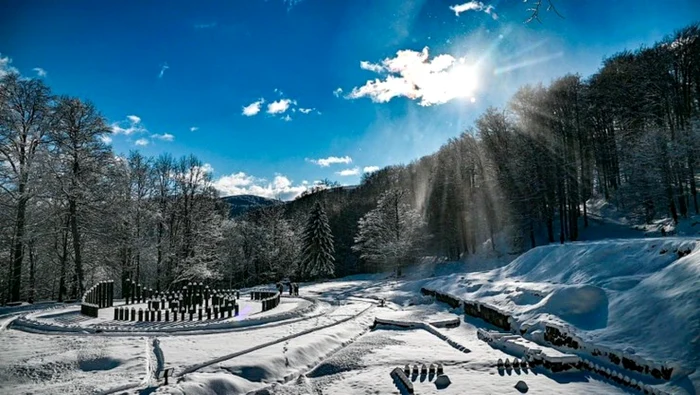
[176,302,375,376]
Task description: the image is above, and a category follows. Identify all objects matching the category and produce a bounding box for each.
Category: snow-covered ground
[1,232,698,394]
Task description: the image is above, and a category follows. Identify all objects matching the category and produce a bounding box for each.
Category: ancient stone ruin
[111,280,240,323]
[80,281,114,317]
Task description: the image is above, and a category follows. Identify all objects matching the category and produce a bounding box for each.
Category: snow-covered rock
[434,374,451,389]
[515,380,529,393]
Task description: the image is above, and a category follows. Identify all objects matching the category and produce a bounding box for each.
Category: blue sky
[2,0,698,199]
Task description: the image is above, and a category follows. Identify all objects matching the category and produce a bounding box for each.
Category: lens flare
[449,64,479,99]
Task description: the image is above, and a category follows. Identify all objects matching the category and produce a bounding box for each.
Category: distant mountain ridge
[221,194,281,217]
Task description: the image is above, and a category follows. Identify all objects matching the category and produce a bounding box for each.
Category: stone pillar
[235,303,239,316]
[124,280,130,304]
[130,308,135,321]
[138,309,143,321]
[207,308,211,320]
[165,310,170,322]
[198,308,203,321]
[181,310,185,321]
[108,281,114,307]
[114,307,119,320]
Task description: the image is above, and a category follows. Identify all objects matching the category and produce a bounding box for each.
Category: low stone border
[11,296,319,335]
[478,328,672,394]
[422,286,677,386]
[542,324,674,381]
[373,317,470,353]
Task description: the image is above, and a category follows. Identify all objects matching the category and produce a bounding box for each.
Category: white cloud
[200,163,214,174]
[333,87,343,97]
[243,92,311,119]
[363,166,380,173]
[190,126,199,132]
[100,135,113,144]
[151,133,174,142]
[450,1,498,19]
[336,167,360,176]
[213,172,308,200]
[135,138,149,146]
[111,115,147,135]
[360,61,384,73]
[242,99,264,116]
[33,67,47,78]
[347,47,480,106]
[158,63,169,79]
[306,155,353,167]
[0,54,18,78]
[267,99,294,114]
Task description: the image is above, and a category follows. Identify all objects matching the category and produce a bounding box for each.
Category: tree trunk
[156,221,163,291]
[28,240,36,304]
[69,195,83,297]
[9,194,27,302]
[58,215,69,302]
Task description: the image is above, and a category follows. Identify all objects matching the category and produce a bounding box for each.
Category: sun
[449,64,479,98]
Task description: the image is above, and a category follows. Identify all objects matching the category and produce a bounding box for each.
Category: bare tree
[0,74,51,302]
[48,97,111,297]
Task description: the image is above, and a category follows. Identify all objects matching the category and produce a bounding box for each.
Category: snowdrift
[423,238,700,375]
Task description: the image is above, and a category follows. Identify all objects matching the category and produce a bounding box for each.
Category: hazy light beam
[493,52,564,75]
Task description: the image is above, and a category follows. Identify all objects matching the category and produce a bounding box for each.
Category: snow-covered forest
[2,23,699,304]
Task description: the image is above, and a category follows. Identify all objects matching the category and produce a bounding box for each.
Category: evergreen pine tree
[300,201,335,279]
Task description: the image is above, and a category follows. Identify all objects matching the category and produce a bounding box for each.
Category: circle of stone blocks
[112,283,243,323]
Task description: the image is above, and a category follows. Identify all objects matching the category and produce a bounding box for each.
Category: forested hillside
[1,23,698,304]
[281,23,700,273]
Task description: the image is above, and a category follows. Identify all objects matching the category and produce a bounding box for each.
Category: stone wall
[80,281,114,317]
[421,287,512,331]
[252,290,281,312]
[543,324,674,381]
[424,286,674,384]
